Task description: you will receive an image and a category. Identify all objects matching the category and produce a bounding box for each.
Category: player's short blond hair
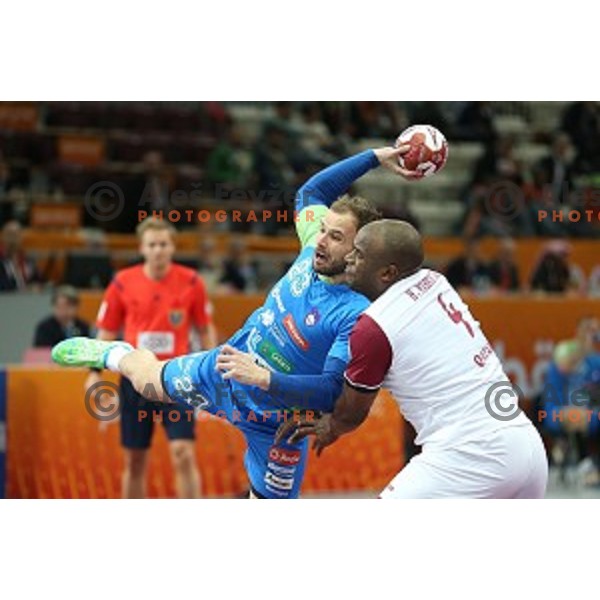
[136,217,177,240]
[330,194,381,230]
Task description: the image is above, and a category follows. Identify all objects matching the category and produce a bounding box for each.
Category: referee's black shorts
[119,377,196,449]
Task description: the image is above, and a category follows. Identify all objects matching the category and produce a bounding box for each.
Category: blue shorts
[161,349,309,499]
[120,376,196,449]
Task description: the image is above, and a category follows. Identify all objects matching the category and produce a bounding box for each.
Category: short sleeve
[295,205,328,250]
[192,274,212,328]
[325,311,359,366]
[96,279,126,332]
[344,314,393,391]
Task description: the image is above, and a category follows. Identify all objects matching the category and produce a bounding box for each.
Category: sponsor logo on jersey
[268,446,301,466]
[287,258,312,298]
[168,309,185,327]
[258,340,293,373]
[283,315,310,351]
[264,471,294,491]
[260,309,275,327]
[474,343,494,368]
[269,323,287,348]
[270,283,286,313]
[247,327,263,352]
[304,307,320,327]
[265,484,289,497]
[267,462,296,476]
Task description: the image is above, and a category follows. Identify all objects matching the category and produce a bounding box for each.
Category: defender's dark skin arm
[275,383,378,455]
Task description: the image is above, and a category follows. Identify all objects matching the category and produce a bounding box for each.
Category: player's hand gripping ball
[395,125,448,178]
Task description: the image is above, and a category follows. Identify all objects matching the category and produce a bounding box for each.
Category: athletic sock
[105,344,134,372]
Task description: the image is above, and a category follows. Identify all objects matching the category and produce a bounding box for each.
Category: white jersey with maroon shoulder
[345,268,529,449]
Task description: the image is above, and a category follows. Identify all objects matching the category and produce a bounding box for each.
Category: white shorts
[380,423,548,499]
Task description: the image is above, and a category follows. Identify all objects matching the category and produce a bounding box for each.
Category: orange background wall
[6,368,402,498]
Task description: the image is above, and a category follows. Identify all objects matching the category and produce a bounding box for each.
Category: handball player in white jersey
[278,220,548,499]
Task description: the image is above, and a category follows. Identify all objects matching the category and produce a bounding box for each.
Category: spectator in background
[268,101,301,137]
[462,136,533,238]
[33,286,91,347]
[576,316,600,356]
[536,133,576,205]
[251,123,298,234]
[409,102,451,139]
[196,236,220,294]
[0,160,17,223]
[252,123,296,192]
[471,136,523,187]
[138,151,172,212]
[488,238,521,292]
[0,156,31,205]
[318,102,358,156]
[561,101,600,174]
[455,101,496,144]
[205,120,247,193]
[0,220,43,291]
[379,200,421,232]
[522,163,568,237]
[218,238,258,293]
[349,102,405,139]
[529,240,578,294]
[534,131,600,239]
[0,158,10,198]
[113,151,173,233]
[445,237,491,293]
[296,104,340,166]
[540,340,600,483]
[588,264,600,297]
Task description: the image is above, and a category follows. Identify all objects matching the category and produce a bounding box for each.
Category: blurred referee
[86,218,217,498]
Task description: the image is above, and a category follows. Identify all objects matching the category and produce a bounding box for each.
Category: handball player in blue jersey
[53,146,417,498]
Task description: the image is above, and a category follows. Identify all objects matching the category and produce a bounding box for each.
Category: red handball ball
[395,124,449,178]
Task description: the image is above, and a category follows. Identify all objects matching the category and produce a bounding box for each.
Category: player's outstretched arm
[295,146,417,249]
[275,384,377,455]
[216,345,346,412]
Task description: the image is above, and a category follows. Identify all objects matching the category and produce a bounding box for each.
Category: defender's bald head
[361,220,424,276]
[345,219,425,301]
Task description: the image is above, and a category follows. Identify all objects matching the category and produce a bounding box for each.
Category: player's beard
[314,256,347,277]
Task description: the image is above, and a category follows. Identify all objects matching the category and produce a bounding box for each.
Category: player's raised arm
[191,274,218,349]
[295,146,417,249]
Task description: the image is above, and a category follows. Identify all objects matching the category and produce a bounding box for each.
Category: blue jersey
[226,246,369,411]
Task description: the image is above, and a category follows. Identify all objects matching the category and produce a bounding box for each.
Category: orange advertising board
[57,135,105,166]
[6,368,402,498]
[0,103,38,131]
[30,203,82,229]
